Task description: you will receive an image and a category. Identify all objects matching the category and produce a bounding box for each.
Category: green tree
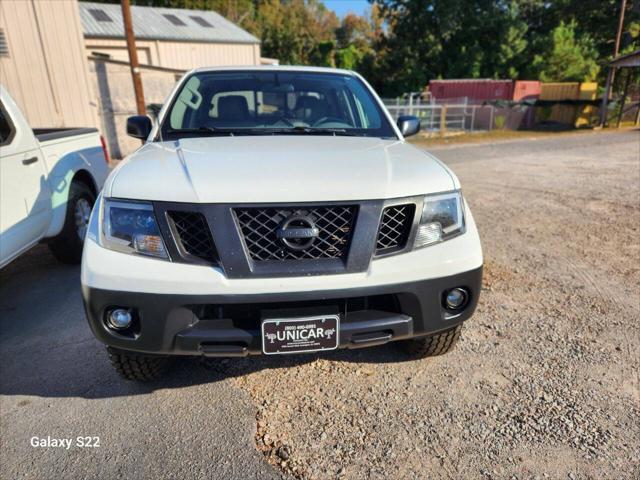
[371,0,530,95]
[333,9,381,71]
[245,0,339,64]
[370,0,640,95]
[531,20,600,82]
[518,0,639,67]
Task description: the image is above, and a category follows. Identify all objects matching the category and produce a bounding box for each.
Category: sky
[323,0,371,17]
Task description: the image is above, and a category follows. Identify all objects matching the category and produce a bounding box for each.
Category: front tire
[400,325,462,358]
[48,181,95,264]
[107,347,170,381]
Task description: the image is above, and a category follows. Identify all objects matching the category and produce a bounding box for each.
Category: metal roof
[609,49,640,68]
[79,2,259,44]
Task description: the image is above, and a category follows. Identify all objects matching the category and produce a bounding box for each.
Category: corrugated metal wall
[539,82,580,125]
[428,79,514,103]
[576,82,598,127]
[512,81,541,129]
[512,81,541,101]
[0,0,98,129]
[537,82,599,127]
[85,38,260,70]
[157,41,259,69]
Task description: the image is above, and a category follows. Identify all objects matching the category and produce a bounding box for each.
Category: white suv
[81,67,483,381]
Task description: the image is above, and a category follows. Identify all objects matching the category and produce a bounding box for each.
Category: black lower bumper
[82,266,482,356]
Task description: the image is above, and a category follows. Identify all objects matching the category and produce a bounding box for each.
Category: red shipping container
[428,79,514,103]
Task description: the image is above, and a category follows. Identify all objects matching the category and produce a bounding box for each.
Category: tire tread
[401,324,463,358]
[107,347,169,381]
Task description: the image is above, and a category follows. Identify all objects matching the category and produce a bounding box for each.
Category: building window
[163,14,186,26]
[89,9,112,22]
[190,16,213,28]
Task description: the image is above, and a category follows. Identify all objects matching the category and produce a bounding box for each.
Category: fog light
[107,309,132,330]
[444,288,468,310]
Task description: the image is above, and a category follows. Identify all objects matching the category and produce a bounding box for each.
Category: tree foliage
[532,21,600,82]
[370,0,638,94]
[84,0,639,95]
[245,0,339,65]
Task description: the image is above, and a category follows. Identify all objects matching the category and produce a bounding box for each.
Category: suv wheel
[107,347,170,381]
[400,325,462,358]
[48,181,95,264]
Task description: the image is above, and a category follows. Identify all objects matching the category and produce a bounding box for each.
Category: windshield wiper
[166,126,365,137]
[292,126,361,136]
[254,126,363,136]
[166,127,235,136]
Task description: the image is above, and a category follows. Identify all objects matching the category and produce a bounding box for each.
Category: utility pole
[610,0,627,86]
[600,0,627,126]
[614,0,627,58]
[121,0,146,116]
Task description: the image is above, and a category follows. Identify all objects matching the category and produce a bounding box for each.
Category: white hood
[106,136,456,203]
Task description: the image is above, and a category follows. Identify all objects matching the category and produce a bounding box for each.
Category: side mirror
[397,115,420,137]
[126,115,152,140]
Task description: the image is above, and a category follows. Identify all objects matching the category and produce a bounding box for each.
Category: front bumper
[82,266,482,356]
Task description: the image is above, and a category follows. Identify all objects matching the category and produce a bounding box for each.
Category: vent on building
[89,9,112,22]
[0,29,8,57]
[163,14,186,26]
[190,16,213,28]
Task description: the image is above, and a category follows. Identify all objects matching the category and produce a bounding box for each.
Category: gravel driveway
[1,130,638,479]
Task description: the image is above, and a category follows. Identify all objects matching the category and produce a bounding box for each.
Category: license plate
[261,315,339,355]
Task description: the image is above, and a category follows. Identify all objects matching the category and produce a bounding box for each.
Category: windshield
[160,71,397,139]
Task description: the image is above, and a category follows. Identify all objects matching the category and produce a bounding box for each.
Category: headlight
[101,199,168,259]
[414,191,465,248]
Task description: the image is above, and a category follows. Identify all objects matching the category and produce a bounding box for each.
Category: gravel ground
[1,129,637,479]
[223,130,639,479]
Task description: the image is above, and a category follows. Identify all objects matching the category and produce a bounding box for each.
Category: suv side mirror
[397,115,420,137]
[127,115,152,140]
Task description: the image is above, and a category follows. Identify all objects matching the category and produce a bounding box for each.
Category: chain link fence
[382,96,534,133]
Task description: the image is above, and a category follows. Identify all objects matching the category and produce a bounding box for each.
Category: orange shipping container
[513,81,541,128]
[512,80,541,101]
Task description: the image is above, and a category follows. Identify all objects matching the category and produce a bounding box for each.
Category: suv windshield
[160,70,397,139]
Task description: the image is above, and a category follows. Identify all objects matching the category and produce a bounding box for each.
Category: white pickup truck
[81,67,483,381]
[0,86,109,267]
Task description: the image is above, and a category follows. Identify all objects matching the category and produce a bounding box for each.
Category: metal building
[78,2,265,157]
[0,0,99,129]
[79,2,262,69]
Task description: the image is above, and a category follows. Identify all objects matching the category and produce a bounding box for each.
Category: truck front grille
[167,211,218,263]
[375,204,415,254]
[234,206,357,261]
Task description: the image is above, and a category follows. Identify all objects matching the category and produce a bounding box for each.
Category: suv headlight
[101,199,168,259]
[414,191,465,248]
